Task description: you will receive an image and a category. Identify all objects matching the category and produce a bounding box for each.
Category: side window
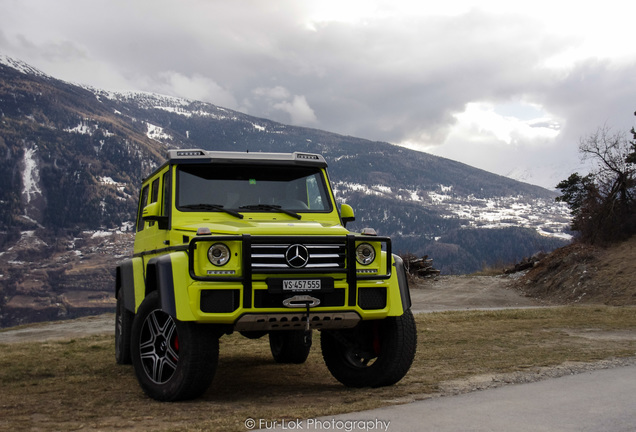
[148,179,161,228]
[136,185,150,232]
[162,170,171,217]
[151,179,160,203]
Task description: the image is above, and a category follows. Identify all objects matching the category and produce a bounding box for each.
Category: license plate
[282,279,322,291]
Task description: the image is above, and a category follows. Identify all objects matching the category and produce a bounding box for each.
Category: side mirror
[142,202,161,219]
[143,202,169,229]
[340,204,355,227]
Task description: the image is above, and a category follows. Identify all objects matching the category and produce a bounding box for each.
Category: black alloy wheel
[130,292,219,401]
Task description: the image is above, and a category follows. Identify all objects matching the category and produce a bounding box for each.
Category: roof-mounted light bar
[176,150,205,157]
[165,149,327,167]
[296,153,320,161]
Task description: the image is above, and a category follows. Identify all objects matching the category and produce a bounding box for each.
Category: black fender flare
[116,260,136,314]
[392,254,412,313]
[145,254,177,317]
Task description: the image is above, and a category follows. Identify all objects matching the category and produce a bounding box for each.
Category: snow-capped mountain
[0,55,573,326]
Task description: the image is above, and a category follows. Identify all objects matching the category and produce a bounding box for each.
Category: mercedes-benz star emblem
[285,244,309,268]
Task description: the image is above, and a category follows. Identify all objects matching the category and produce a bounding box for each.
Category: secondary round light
[355,243,375,265]
[208,243,231,266]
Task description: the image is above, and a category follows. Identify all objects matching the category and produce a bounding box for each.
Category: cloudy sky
[1,0,635,188]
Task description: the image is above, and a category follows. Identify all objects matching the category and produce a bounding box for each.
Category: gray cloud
[1,0,634,188]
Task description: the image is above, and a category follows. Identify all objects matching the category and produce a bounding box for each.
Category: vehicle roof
[165,149,327,167]
[143,149,328,183]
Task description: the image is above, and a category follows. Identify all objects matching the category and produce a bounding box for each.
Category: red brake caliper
[172,335,179,361]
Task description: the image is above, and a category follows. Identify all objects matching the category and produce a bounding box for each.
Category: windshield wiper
[180,204,244,219]
[239,204,302,220]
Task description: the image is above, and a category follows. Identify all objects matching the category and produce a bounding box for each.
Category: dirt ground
[2,273,635,431]
[410,274,540,313]
[518,236,636,305]
[0,274,537,344]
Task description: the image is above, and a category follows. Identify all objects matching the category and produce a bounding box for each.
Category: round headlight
[355,243,375,265]
[208,243,231,266]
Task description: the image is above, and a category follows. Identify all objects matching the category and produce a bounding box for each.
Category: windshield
[176,164,332,214]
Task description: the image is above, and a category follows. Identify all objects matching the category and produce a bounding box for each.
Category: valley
[0,55,574,326]
[0,227,132,328]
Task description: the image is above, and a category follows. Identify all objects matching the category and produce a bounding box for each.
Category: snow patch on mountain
[95,89,192,108]
[146,122,172,141]
[153,105,193,117]
[65,121,95,135]
[21,147,42,204]
[19,146,46,226]
[334,180,571,240]
[98,176,130,201]
[435,195,571,240]
[429,191,452,203]
[0,55,48,78]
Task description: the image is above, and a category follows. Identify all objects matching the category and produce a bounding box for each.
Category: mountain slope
[0,55,572,327]
[0,58,165,234]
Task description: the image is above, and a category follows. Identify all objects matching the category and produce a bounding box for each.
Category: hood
[174,218,350,236]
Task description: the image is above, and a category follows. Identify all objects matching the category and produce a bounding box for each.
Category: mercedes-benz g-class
[115,149,416,401]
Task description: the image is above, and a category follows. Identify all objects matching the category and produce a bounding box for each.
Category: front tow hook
[282,295,320,348]
[282,295,321,308]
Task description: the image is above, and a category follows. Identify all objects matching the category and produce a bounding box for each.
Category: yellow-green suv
[115,149,416,401]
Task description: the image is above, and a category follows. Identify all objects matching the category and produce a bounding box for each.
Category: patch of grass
[1,306,636,431]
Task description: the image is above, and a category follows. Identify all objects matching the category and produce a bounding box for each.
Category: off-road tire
[269,330,312,364]
[131,292,219,401]
[115,290,133,365]
[321,309,417,388]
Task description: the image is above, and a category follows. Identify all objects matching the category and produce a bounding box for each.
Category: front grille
[251,243,346,270]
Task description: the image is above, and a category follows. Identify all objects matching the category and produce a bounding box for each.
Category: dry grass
[1,306,636,431]
[470,258,512,276]
[470,266,505,276]
[520,236,636,305]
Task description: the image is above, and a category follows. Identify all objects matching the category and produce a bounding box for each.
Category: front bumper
[179,234,407,327]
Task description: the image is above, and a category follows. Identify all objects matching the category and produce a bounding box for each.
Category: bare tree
[557,123,636,244]
[626,112,636,164]
[580,125,634,207]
